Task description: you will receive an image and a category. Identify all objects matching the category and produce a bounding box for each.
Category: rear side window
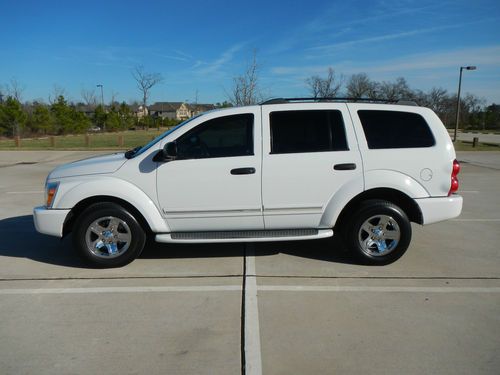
[358,110,435,149]
[270,110,348,154]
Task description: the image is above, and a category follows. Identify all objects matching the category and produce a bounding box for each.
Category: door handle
[231,167,256,175]
[334,163,357,171]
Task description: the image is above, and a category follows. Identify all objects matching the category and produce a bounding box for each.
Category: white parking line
[258,286,500,293]
[2,285,499,296]
[0,285,241,295]
[245,244,263,375]
[452,219,500,222]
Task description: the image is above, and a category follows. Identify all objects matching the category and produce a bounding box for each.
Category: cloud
[194,43,245,75]
[347,45,500,73]
[271,45,500,78]
[310,25,458,53]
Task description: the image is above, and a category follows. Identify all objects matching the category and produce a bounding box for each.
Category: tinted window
[270,110,348,154]
[176,114,253,159]
[358,110,435,149]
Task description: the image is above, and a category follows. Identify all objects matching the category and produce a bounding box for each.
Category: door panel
[261,104,363,229]
[156,110,263,232]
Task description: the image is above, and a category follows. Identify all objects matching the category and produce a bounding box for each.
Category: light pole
[453,66,476,142]
[96,84,105,131]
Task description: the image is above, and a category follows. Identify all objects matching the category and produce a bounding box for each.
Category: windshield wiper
[124,146,141,159]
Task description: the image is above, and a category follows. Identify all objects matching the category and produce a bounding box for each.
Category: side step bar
[155,229,333,243]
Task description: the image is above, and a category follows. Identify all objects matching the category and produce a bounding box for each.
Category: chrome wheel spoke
[358,214,400,257]
[375,240,388,253]
[361,222,373,234]
[362,237,374,250]
[116,232,131,243]
[85,216,131,259]
[384,231,399,240]
[378,216,390,229]
[90,223,107,235]
[106,243,118,255]
[108,218,121,230]
[93,239,105,250]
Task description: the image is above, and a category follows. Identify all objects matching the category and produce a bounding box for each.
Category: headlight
[45,182,59,208]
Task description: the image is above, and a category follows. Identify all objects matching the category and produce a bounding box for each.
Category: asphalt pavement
[0,151,499,375]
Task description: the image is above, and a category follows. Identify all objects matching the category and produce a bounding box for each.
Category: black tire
[72,202,146,268]
[343,200,412,265]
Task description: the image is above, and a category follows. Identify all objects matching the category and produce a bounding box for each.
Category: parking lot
[0,150,499,375]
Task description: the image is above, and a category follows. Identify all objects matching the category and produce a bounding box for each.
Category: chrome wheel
[358,214,400,257]
[85,216,132,258]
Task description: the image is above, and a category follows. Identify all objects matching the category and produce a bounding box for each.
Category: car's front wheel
[72,202,146,267]
[344,200,412,265]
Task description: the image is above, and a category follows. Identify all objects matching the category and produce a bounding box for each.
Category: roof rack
[260,97,418,106]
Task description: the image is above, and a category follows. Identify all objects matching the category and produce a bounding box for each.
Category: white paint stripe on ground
[6,191,43,194]
[452,219,500,222]
[259,286,500,293]
[2,285,499,295]
[245,244,263,375]
[0,285,241,295]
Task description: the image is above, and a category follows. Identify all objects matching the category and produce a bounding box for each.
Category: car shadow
[0,215,358,268]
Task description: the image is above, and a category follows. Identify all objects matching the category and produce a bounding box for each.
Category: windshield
[126,115,201,159]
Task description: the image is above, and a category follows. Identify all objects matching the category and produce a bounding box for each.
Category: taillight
[448,159,460,196]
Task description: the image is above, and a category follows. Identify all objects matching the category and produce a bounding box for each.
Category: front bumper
[415,195,463,225]
[33,206,70,237]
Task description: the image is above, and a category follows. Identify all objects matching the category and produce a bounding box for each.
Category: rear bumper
[33,206,70,237]
[415,195,463,225]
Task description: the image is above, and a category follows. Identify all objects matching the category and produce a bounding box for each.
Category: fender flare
[57,177,170,233]
[321,170,428,228]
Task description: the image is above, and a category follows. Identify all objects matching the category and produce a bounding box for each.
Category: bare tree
[306,67,343,98]
[81,88,98,106]
[5,78,25,102]
[110,91,119,106]
[49,84,67,104]
[229,51,261,106]
[132,65,164,109]
[378,77,412,101]
[346,73,377,99]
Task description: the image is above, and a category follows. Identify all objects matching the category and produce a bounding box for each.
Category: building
[148,102,216,121]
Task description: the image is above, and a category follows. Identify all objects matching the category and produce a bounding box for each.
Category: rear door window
[270,110,348,154]
[358,110,435,149]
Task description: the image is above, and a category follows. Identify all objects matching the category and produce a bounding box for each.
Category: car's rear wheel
[344,200,411,265]
[72,202,146,267]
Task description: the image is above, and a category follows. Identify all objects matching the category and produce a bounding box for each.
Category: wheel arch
[63,196,153,238]
[333,188,423,231]
[57,178,170,237]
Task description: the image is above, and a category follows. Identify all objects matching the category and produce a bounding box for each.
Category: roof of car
[260,98,418,106]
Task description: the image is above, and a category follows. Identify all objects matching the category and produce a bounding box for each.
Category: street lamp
[453,66,477,142]
[96,84,105,131]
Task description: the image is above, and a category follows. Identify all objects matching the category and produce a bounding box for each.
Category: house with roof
[148,102,215,121]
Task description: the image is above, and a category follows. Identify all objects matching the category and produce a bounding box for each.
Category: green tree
[118,102,135,130]
[0,96,27,137]
[29,103,53,134]
[105,109,121,131]
[50,95,73,134]
[70,107,91,133]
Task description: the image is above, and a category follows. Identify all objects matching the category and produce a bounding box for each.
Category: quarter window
[270,110,348,154]
[358,110,435,149]
[176,114,254,159]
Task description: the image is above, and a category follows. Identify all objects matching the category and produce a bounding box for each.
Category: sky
[1,0,499,105]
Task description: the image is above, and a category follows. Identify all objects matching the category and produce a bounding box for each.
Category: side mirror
[165,142,177,158]
[153,141,177,162]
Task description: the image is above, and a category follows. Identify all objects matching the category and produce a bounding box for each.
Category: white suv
[33,99,463,267]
